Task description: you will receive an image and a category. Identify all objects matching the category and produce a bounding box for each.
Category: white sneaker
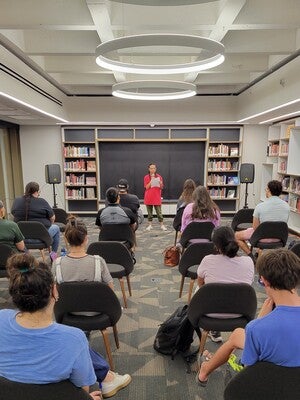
[161,225,167,231]
[146,225,152,231]
[102,372,132,398]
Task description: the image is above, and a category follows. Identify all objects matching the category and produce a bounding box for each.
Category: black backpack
[153,305,198,359]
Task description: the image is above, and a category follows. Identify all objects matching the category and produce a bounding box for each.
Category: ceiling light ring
[112,80,197,100]
[96,34,225,74]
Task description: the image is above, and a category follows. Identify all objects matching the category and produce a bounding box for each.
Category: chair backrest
[224,361,300,400]
[87,241,134,275]
[290,242,300,258]
[99,224,135,248]
[231,208,254,231]
[53,208,68,225]
[54,281,122,326]
[178,242,215,277]
[188,283,257,330]
[172,207,185,231]
[249,221,288,247]
[17,221,53,247]
[0,243,13,269]
[0,377,91,400]
[180,221,215,248]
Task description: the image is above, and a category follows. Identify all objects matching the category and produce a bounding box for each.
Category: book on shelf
[208,144,229,157]
[86,160,96,171]
[285,124,295,138]
[227,176,239,185]
[207,159,239,171]
[230,147,239,156]
[281,176,290,191]
[227,189,236,199]
[267,142,279,156]
[280,143,289,155]
[89,147,96,157]
[85,176,97,185]
[86,187,96,199]
[290,177,300,194]
[64,159,86,171]
[209,187,226,198]
[207,174,226,185]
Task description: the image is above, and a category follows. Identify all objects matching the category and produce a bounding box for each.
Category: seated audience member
[176,178,196,212]
[53,217,113,289]
[197,248,300,387]
[179,186,220,243]
[0,253,131,399]
[11,182,60,261]
[116,179,143,226]
[0,200,25,252]
[235,180,290,257]
[95,187,137,230]
[197,226,254,343]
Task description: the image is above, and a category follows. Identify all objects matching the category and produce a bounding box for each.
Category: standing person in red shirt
[144,163,167,231]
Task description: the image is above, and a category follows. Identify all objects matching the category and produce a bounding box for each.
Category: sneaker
[161,225,167,231]
[50,251,58,262]
[208,331,223,343]
[102,372,132,398]
[146,225,152,231]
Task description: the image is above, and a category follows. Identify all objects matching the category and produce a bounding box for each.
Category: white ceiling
[0,0,300,124]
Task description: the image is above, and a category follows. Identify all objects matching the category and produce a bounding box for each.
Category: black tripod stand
[243,182,249,209]
[52,183,58,208]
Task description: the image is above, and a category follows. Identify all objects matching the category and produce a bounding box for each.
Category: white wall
[19,125,64,207]
[239,125,268,209]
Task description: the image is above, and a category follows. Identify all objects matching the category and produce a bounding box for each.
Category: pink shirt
[144,174,163,206]
[181,202,221,232]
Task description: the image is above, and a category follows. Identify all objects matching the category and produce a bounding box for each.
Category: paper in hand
[151,177,161,188]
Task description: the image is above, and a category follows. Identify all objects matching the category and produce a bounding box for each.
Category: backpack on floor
[153,305,197,359]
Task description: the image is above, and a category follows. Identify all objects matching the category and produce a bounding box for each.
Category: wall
[19,125,64,207]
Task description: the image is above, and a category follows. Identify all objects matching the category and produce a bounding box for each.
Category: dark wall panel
[99,142,205,200]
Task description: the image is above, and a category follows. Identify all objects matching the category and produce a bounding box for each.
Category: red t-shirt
[144,174,163,206]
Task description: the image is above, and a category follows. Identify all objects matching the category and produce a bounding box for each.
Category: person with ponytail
[11,182,60,261]
[196,226,254,343]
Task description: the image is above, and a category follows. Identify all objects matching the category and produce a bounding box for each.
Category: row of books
[289,195,300,213]
[278,161,287,174]
[207,174,239,185]
[64,160,96,171]
[208,160,239,171]
[267,142,279,156]
[282,176,300,194]
[280,143,289,155]
[65,174,97,186]
[65,187,96,199]
[208,144,239,157]
[208,188,236,199]
[64,145,96,157]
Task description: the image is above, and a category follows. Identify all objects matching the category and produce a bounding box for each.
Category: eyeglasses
[258,277,265,287]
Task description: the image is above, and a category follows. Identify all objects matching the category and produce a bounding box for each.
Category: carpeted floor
[0,217,298,400]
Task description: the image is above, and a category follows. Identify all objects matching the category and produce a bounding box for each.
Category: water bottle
[60,247,67,257]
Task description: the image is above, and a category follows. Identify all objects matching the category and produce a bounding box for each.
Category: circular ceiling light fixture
[112,81,197,100]
[109,0,216,5]
[96,34,225,74]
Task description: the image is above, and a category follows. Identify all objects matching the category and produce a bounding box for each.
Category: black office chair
[178,242,215,303]
[87,241,134,308]
[17,221,53,262]
[179,222,215,249]
[172,207,185,244]
[224,362,300,400]
[0,243,13,278]
[53,207,68,233]
[98,224,135,250]
[231,208,254,232]
[54,281,122,370]
[188,283,257,355]
[290,241,300,258]
[249,221,289,253]
[0,377,91,400]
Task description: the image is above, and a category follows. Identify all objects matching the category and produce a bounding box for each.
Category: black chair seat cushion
[198,315,249,331]
[256,240,282,249]
[236,222,252,230]
[62,313,111,331]
[107,263,126,279]
[24,239,48,249]
[186,265,198,279]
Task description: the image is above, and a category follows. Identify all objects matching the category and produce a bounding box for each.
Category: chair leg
[187,279,195,304]
[101,328,114,371]
[199,330,209,356]
[126,275,132,297]
[179,275,185,298]
[119,278,127,308]
[113,325,119,349]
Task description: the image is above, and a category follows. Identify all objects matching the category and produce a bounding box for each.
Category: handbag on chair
[163,245,180,267]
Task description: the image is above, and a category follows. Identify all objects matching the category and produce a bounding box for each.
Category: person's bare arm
[252,217,260,230]
[258,297,274,318]
[82,386,102,399]
[197,277,205,287]
[50,215,55,223]
[16,241,25,251]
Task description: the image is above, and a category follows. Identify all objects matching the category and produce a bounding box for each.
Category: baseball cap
[117,179,129,192]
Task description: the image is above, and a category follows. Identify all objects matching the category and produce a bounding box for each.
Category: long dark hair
[24,182,39,221]
[179,179,196,204]
[191,186,219,220]
[7,253,53,312]
[148,163,157,177]
[212,226,239,258]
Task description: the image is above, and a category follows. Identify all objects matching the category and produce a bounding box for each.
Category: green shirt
[0,219,24,252]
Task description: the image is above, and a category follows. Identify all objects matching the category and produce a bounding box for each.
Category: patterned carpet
[0,217,298,400]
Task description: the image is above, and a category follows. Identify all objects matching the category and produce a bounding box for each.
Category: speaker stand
[52,183,58,208]
[243,182,249,209]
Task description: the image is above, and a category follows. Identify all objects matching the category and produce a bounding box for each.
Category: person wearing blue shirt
[197,248,300,386]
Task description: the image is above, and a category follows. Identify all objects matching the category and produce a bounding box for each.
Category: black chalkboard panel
[99,141,205,200]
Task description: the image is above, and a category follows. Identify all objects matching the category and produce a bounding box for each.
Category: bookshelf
[207,128,242,213]
[260,122,300,234]
[62,128,98,213]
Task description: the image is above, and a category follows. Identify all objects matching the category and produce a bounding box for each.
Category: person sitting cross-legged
[197,248,300,387]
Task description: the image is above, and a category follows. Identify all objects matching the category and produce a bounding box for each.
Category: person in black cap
[117,179,143,226]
